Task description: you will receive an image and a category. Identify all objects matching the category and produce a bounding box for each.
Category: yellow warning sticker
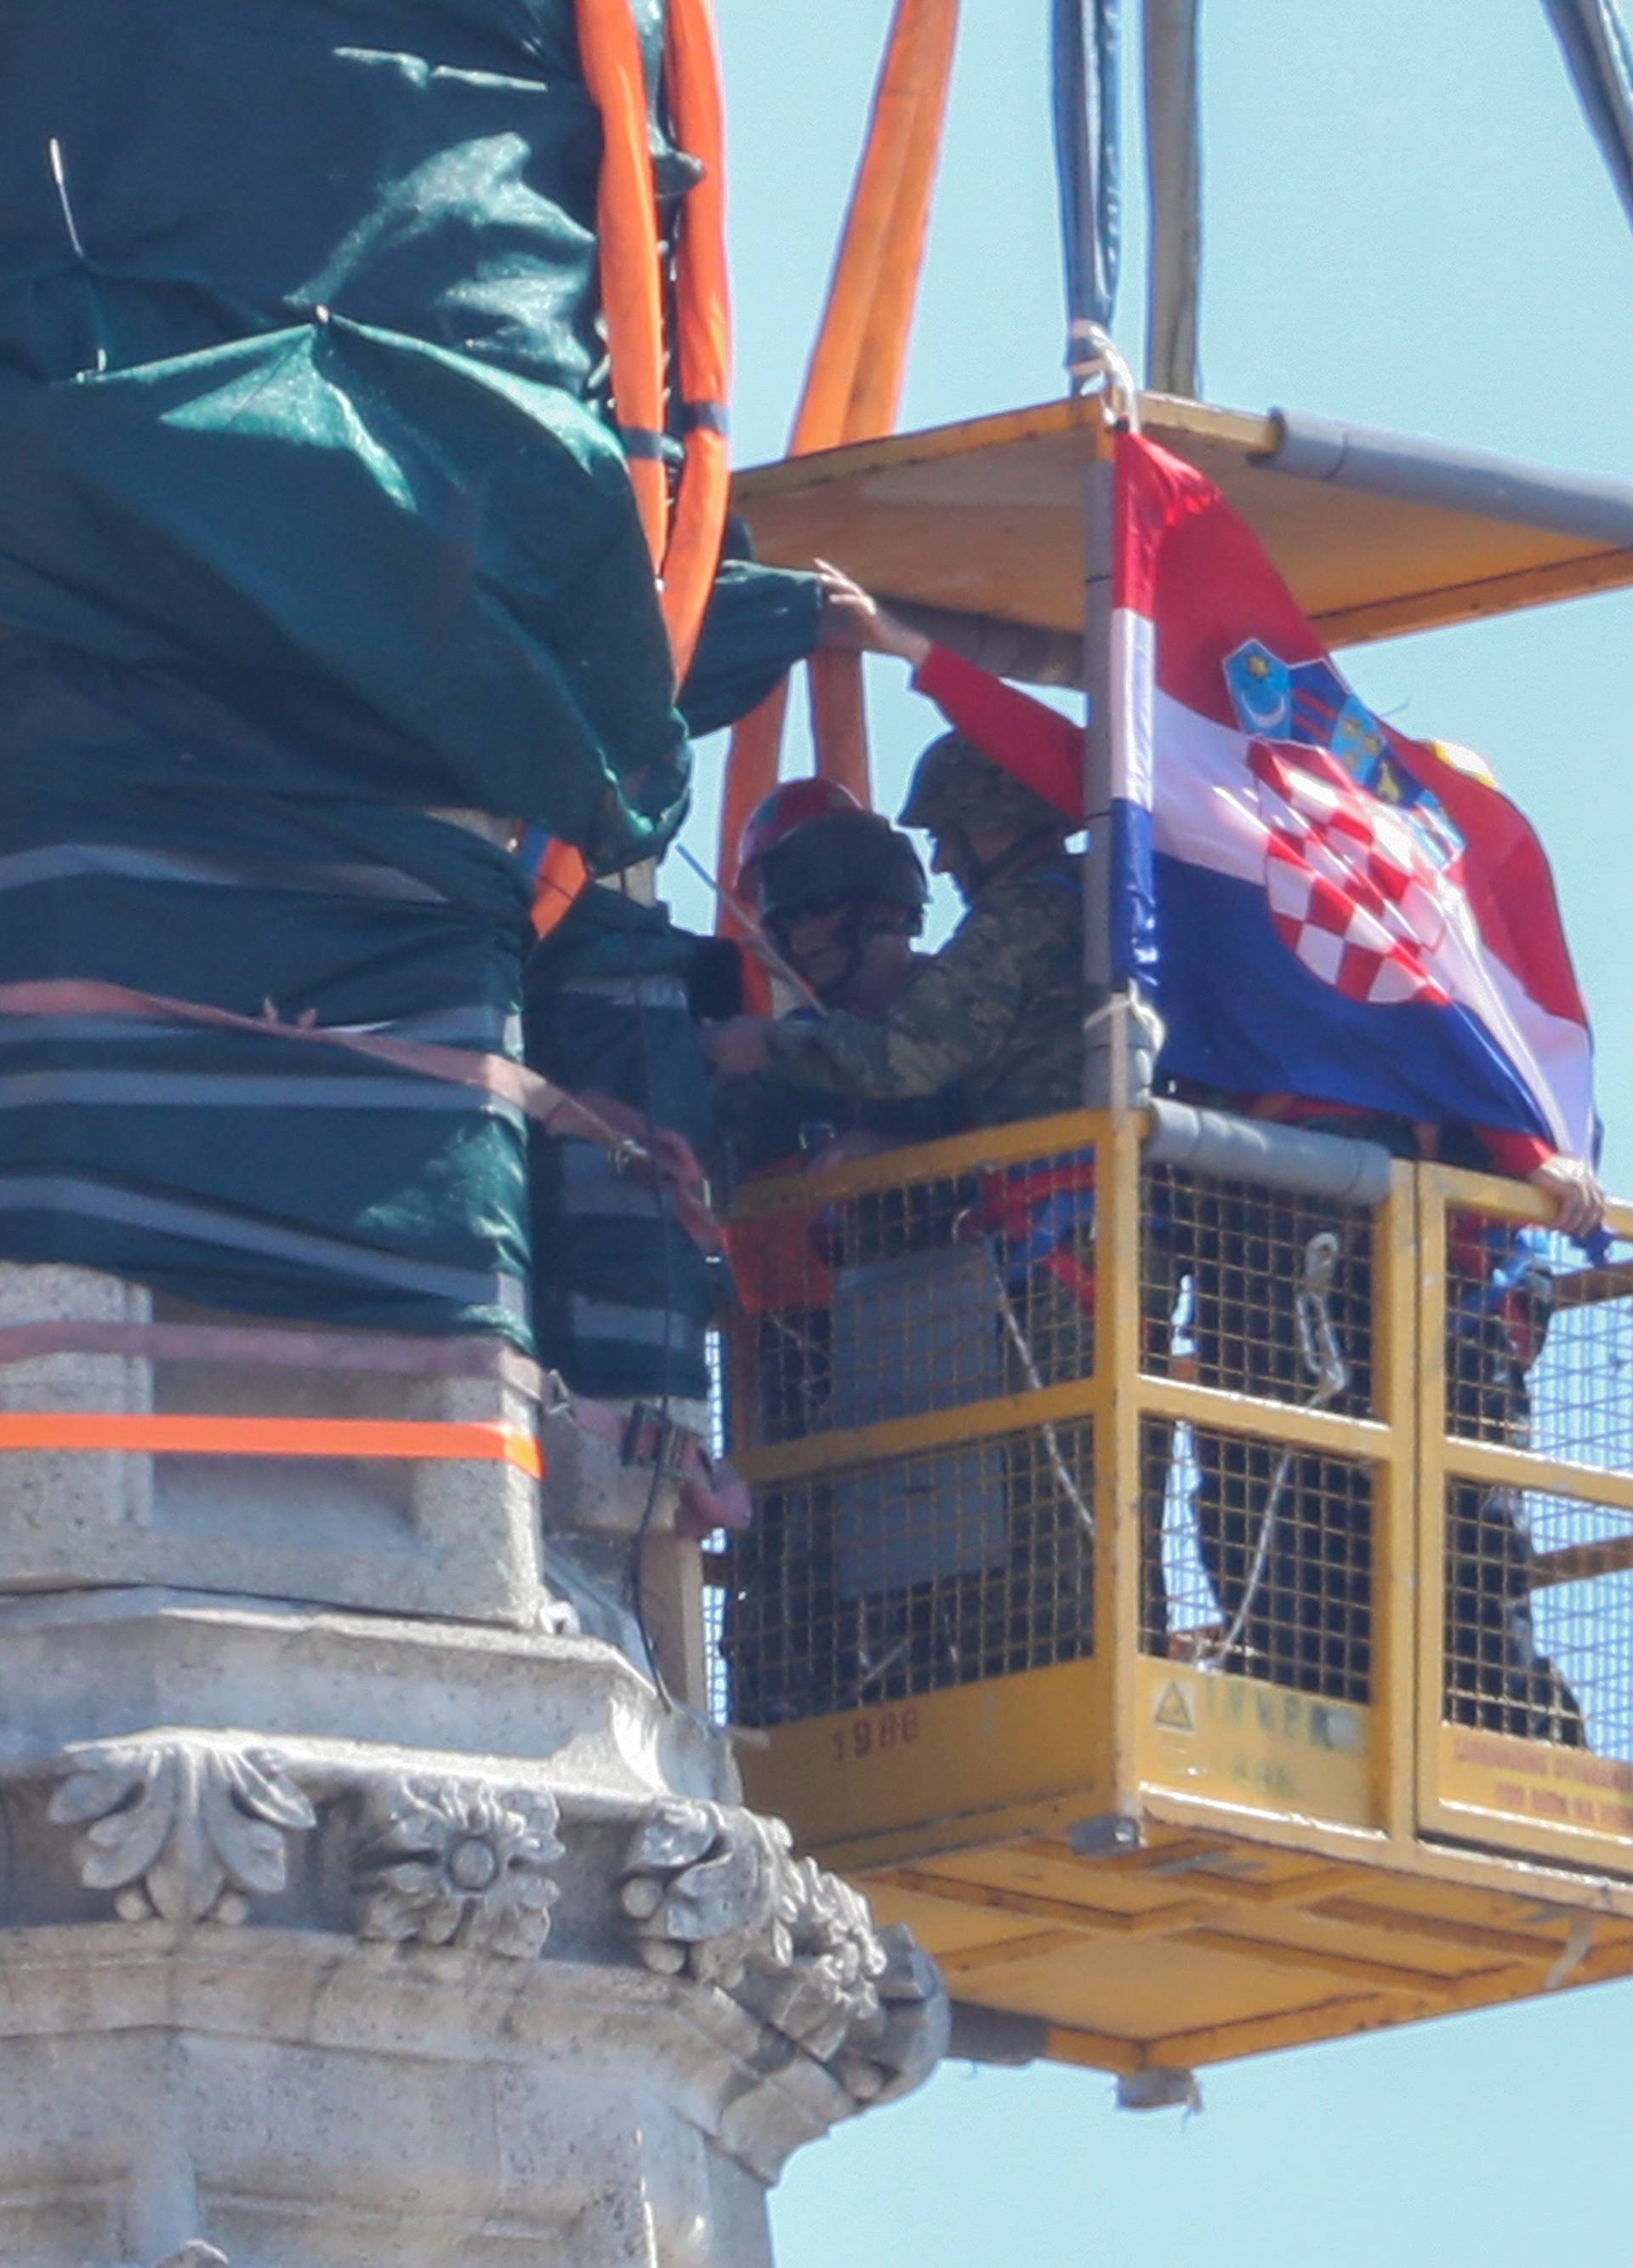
[1153,1680,1196,1735]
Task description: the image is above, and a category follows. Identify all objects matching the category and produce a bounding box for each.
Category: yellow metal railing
[1416,1165,1633,1873]
[716,1109,1633,1889]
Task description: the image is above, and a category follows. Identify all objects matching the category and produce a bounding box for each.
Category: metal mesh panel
[1143,1162,1378,1416]
[720,1422,1095,1724]
[720,1131,1101,1727]
[1443,1480,1633,1758]
[1137,1160,1379,1697]
[1145,1418,1375,1704]
[1446,1213,1633,1475]
[728,1140,1097,1452]
[1438,1205,1633,1753]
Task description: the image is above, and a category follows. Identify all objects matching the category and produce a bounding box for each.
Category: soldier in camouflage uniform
[702,735,1082,1120]
[705,670,1097,1700]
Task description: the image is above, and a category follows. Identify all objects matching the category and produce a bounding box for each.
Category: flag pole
[1078,334,1144,1115]
[1082,426,1119,1114]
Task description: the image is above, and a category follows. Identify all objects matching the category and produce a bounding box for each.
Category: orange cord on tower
[661,0,733,681]
[535,0,734,939]
[574,0,669,567]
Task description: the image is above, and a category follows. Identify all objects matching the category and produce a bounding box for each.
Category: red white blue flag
[1111,432,1596,1161]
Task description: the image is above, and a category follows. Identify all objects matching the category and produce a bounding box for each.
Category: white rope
[964,1217,1095,1543]
[1066,319,1142,430]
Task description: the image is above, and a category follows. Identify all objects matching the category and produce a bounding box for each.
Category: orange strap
[539,0,734,933]
[660,0,733,681]
[714,683,788,936]
[839,0,959,442]
[0,1413,543,1477]
[791,0,959,456]
[714,0,960,863]
[530,837,590,941]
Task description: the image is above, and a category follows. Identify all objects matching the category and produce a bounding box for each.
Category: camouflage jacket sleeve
[765,892,1027,1101]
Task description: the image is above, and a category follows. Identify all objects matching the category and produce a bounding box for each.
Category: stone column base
[0,1593,947,2267]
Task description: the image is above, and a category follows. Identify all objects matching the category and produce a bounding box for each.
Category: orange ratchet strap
[0,1413,542,1474]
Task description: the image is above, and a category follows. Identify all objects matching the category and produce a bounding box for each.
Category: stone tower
[0,1263,947,2266]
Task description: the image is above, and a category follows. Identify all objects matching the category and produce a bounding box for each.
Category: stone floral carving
[49,1740,316,1924]
[354,1776,564,1957]
[83,2249,229,2268]
[621,1799,797,1987]
[620,1801,949,2106]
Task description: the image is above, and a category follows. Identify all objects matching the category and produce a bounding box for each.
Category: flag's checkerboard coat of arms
[1226,639,1463,1010]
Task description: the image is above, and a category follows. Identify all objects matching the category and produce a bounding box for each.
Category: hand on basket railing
[1528,1154,1606,1240]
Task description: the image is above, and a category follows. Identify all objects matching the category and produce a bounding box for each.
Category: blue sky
[691,5,1633,2262]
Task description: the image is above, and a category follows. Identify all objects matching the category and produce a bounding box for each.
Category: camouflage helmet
[898,732,1066,838]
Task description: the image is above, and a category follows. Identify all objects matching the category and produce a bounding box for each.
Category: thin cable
[672,842,828,1014]
[1203,1229,1351,1673]
[620,869,682,1712]
[980,1242,1095,1542]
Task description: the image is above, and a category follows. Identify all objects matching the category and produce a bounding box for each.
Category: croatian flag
[1111,433,1596,1162]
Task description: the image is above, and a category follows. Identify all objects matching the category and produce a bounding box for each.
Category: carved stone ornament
[82,2250,230,2268]
[49,1739,316,1924]
[354,1775,564,1957]
[620,1801,949,2105]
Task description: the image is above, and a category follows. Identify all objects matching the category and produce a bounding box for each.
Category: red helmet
[737,778,862,908]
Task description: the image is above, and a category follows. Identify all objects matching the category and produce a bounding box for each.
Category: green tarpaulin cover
[0,0,690,865]
[0,1,821,1339]
[0,783,533,1339]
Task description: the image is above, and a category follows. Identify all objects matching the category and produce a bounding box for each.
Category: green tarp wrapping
[0,0,689,863]
[0,0,821,1338]
[0,776,533,1343]
[683,556,824,741]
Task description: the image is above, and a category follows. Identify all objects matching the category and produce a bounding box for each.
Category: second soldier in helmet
[713,780,949,1180]
[711,569,1101,1714]
[703,570,1084,1132]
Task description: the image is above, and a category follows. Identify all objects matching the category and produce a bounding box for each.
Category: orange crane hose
[714,685,789,943]
[806,653,872,805]
[791,0,955,455]
[660,0,733,681]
